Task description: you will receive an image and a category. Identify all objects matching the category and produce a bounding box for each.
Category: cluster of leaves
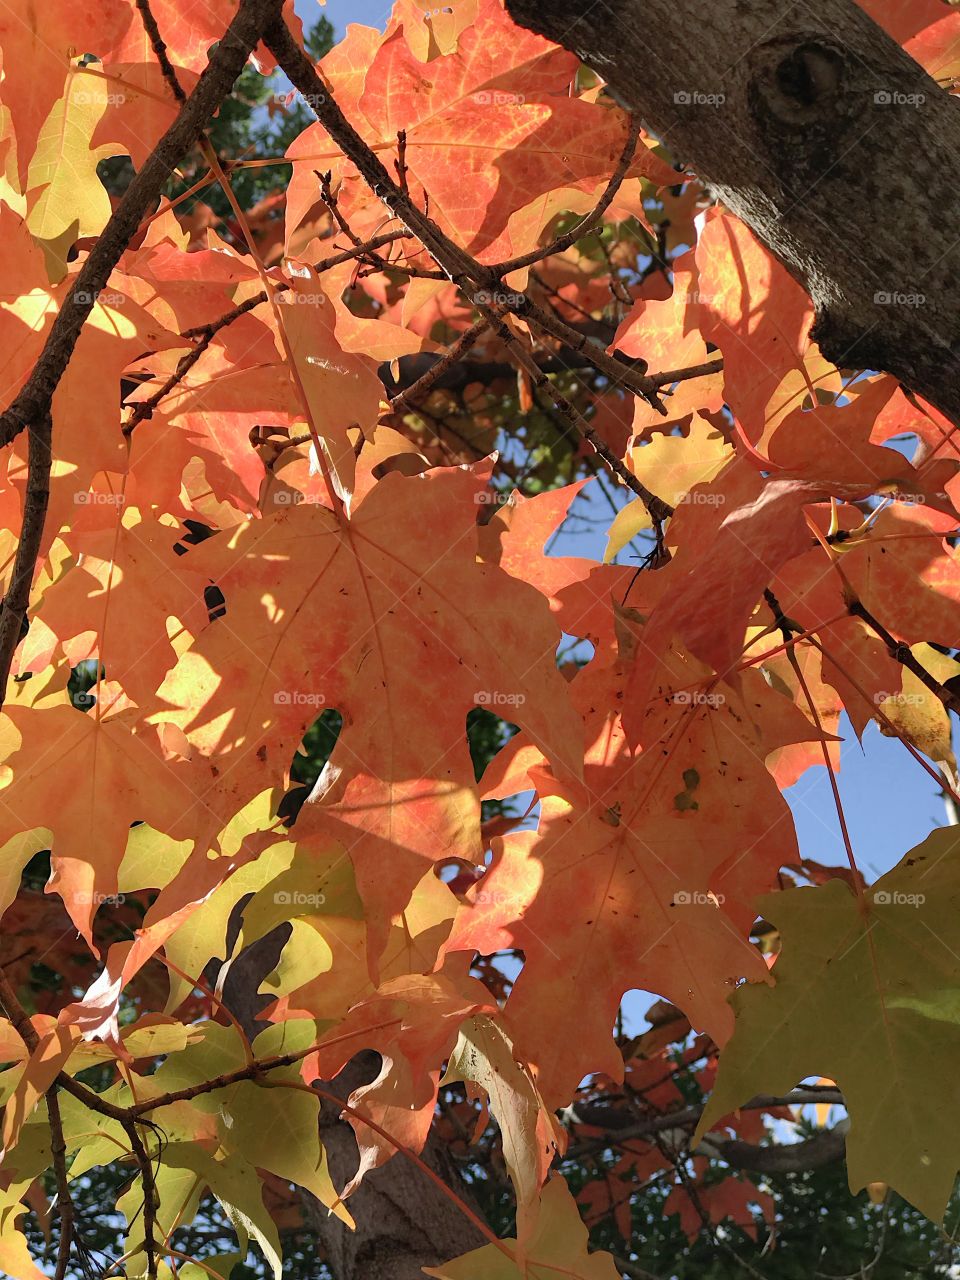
[0,1,960,1278]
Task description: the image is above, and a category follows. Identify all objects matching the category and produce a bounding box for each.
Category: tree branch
[0,0,284,450]
[504,0,960,427]
[488,112,643,276]
[0,413,51,709]
[846,595,960,717]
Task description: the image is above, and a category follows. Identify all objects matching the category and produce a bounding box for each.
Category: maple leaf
[286,0,676,260]
[444,646,816,1105]
[698,827,960,1222]
[0,2,132,188]
[0,700,199,945]
[695,209,841,449]
[38,513,210,708]
[423,1175,620,1279]
[157,463,583,955]
[443,1012,565,1246]
[664,1166,774,1243]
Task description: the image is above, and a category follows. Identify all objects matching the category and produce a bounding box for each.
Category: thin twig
[123,1119,160,1279]
[489,113,643,276]
[135,0,187,102]
[847,595,960,717]
[390,317,491,412]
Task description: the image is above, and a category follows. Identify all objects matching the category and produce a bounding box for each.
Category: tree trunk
[218,928,488,1279]
[505,0,960,424]
[300,1052,488,1280]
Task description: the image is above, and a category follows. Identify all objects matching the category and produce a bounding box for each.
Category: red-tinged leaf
[695,209,840,448]
[287,0,676,259]
[157,463,582,961]
[304,968,495,1195]
[664,1168,774,1244]
[621,471,829,731]
[766,375,960,513]
[856,0,960,84]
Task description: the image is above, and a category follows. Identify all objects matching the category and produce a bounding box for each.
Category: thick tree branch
[565,1087,847,1174]
[0,413,51,708]
[504,0,960,427]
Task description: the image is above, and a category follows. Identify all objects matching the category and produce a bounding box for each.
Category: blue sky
[296,0,392,33]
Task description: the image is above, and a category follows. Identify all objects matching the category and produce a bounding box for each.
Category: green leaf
[697,827,960,1221]
[424,1176,620,1279]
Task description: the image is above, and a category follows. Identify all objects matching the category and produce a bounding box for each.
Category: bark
[218,924,488,1280]
[300,1052,488,1280]
[504,0,960,425]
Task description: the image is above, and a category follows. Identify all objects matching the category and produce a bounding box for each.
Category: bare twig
[391,317,491,412]
[564,1086,844,1162]
[847,595,960,718]
[489,113,643,276]
[261,16,712,436]
[123,1119,160,1279]
[135,0,188,102]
